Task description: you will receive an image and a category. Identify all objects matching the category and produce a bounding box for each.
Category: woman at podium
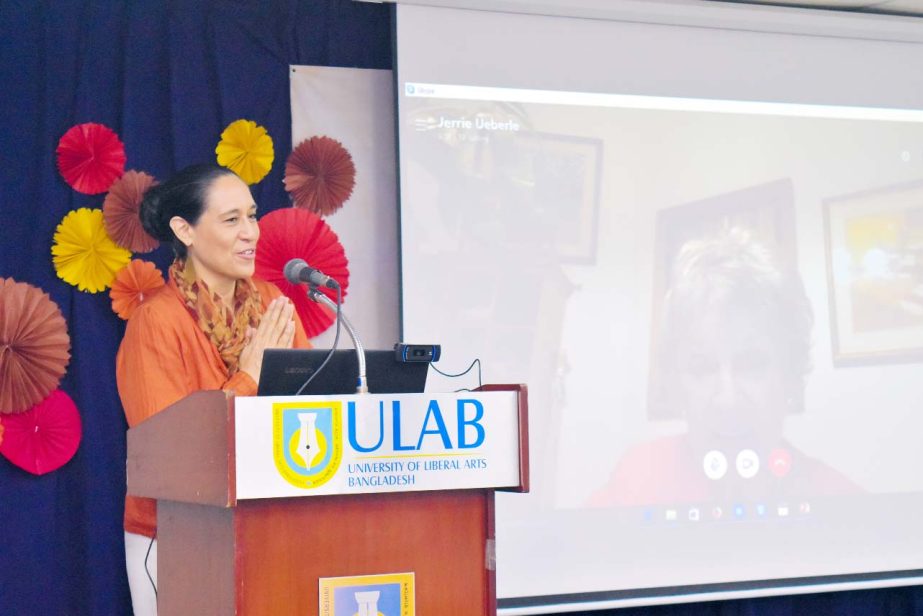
[115,164,310,615]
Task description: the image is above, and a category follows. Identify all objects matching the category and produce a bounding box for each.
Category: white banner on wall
[289,66,400,350]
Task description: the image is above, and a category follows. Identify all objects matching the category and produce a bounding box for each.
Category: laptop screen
[257,349,430,396]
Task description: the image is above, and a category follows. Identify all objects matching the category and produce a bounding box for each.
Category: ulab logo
[273,401,343,489]
[347,398,486,453]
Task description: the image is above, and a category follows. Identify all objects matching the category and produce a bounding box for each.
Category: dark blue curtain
[0,1,389,614]
[0,1,920,614]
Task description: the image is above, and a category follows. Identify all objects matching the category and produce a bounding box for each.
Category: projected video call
[399,81,923,596]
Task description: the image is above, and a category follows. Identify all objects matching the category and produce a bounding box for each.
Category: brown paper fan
[103,170,159,252]
[0,278,71,414]
[284,136,356,216]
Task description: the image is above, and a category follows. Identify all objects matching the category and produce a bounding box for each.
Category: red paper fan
[56,123,127,194]
[0,389,81,475]
[284,136,356,216]
[254,208,350,337]
[0,278,71,414]
[103,170,159,252]
[110,260,166,320]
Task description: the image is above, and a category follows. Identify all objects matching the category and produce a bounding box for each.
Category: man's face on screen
[676,306,787,447]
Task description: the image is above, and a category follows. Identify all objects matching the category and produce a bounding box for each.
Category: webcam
[394,343,441,363]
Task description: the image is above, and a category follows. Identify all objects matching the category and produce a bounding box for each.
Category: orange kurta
[116,276,310,537]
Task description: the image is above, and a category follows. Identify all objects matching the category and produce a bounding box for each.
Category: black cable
[295,285,342,395]
[429,358,482,392]
[145,533,157,600]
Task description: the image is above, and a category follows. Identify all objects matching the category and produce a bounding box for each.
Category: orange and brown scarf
[169,259,262,374]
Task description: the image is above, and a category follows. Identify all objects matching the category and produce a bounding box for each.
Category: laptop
[257,349,430,396]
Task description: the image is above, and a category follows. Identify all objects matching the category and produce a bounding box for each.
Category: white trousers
[125,531,158,616]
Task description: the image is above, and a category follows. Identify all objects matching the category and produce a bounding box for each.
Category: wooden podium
[127,385,528,615]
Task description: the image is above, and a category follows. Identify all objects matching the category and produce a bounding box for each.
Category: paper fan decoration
[254,208,349,337]
[0,278,71,414]
[103,170,159,252]
[110,259,165,320]
[52,207,132,293]
[55,122,127,194]
[215,119,274,185]
[284,136,356,216]
[0,389,82,475]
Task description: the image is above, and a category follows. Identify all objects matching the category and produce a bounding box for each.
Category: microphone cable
[145,532,157,600]
[295,285,342,395]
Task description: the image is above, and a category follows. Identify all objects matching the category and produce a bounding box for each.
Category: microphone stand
[307,286,368,394]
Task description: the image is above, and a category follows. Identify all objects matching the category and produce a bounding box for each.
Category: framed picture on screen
[514,132,603,264]
[824,180,923,365]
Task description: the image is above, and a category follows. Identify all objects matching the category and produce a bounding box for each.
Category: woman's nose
[240,217,259,241]
[713,365,739,408]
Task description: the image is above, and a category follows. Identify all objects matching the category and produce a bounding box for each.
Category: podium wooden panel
[127,387,527,615]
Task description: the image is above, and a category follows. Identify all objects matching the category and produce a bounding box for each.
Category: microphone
[283,258,340,289]
[283,257,368,395]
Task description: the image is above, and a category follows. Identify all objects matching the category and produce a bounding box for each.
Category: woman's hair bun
[138,183,173,241]
[136,164,237,258]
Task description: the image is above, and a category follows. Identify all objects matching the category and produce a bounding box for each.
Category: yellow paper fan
[51,208,132,293]
[215,119,274,185]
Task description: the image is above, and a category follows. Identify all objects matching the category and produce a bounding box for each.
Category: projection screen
[393,1,923,611]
